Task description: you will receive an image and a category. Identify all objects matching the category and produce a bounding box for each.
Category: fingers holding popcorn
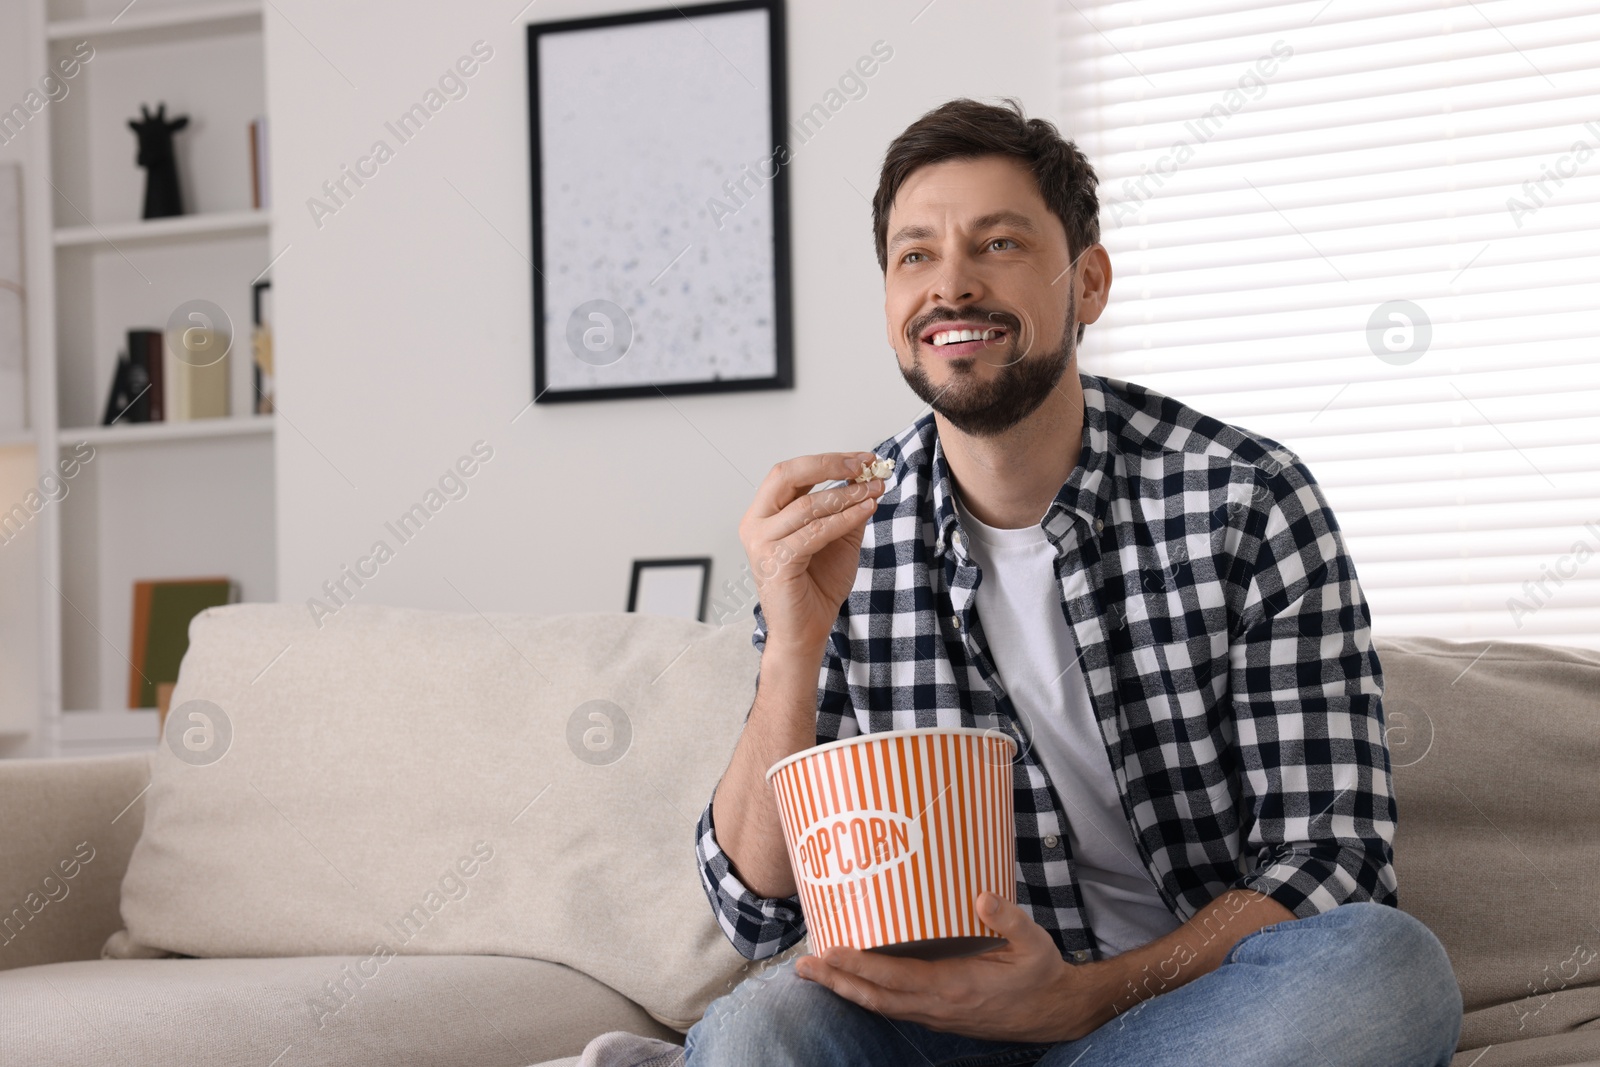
[752,453,878,520]
[739,451,894,654]
[762,473,885,544]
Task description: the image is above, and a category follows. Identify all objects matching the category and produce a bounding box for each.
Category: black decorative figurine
[128,103,188,219]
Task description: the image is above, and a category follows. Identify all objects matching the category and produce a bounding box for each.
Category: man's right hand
[715,451,886,900]
[739,452,887,656]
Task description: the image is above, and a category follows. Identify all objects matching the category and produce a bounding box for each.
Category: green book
[130,578,239,708]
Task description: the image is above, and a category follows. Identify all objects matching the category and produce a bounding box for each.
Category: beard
[899,290,1077,439]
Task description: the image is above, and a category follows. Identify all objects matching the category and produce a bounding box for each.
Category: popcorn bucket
[766,727,1017,960]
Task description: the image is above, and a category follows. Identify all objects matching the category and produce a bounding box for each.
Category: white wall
[267,0,1055,623]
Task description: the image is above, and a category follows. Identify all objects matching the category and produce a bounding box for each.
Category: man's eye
[901,251,926,264]
[987,238,1016,251]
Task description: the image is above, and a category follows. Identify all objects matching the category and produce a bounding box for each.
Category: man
[686,99,1462,1065]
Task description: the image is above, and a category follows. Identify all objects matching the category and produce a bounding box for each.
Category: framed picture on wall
[627,557,713,622]
[527,0,793,403]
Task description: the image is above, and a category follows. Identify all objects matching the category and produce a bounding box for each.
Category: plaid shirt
[695,371,1397,962]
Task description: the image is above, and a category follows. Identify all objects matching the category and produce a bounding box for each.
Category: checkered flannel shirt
[695,370,1398,962]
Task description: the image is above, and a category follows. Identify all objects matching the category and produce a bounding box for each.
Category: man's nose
[931,255,984,305]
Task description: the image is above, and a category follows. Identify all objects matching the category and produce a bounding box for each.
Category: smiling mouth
[922,326,1008,356]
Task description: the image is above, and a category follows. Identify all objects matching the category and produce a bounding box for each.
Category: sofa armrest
[0,752,151,971]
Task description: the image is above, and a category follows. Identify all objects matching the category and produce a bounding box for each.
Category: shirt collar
[930,370,1116,558]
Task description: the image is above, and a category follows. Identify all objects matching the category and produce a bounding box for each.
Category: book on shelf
[100,329,163,425]
[249,116,270,210]
[101,326,231,424]
[164,324,229,419]
[128,577,240,710]
[132,328,164,421]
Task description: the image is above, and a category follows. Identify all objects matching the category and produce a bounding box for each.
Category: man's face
[883,155,1090,437]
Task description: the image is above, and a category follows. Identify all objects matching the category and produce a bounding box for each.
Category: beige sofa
[1,603,1596,1067]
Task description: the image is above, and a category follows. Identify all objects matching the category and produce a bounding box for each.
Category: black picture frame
[251,279,271,327]
[627,557,713,622]
[526,0,793,404]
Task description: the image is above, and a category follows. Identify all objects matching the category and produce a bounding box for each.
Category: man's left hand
[793,891,1110,1043]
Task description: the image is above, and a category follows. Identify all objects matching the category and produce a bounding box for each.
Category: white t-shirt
[952,489,1182,957]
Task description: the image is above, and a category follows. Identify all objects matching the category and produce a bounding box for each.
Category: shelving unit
[2,0,277,757]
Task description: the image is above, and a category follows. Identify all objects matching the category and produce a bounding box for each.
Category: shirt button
[1072,949,1091,962]
[949,615,961,630]
[1043,835,1059,848]
[1094,518,1105,534]
[952,530,964,548]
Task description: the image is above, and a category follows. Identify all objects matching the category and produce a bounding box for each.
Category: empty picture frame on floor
[527,0,792,402]
[627,557,712,622]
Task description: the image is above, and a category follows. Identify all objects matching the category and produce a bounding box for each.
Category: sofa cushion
[0,752,149,972]
[113,604,781,1031]
[1377,636,1600,1062]
[0,954,677,1066]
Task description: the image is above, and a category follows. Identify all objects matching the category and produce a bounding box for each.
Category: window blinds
[1057,0,1600,648]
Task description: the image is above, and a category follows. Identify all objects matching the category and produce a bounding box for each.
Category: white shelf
[61,413,275,446]
[46,0,261,42]
[0,428,36,449]
[54,210,268,248]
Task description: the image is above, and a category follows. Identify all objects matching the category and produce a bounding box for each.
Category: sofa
[1,602,1596,1067]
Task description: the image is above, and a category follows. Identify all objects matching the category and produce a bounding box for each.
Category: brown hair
[872,97,1100,283]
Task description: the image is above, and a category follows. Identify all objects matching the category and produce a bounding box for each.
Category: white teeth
[930,327,1004,346]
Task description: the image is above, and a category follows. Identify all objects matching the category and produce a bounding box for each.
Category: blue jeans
[684,902,1462,1066]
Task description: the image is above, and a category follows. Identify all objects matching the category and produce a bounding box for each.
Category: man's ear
[1072,244,1113,328]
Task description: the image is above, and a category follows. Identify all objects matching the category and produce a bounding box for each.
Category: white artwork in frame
[527,0,792,403]
[628,557,712,622]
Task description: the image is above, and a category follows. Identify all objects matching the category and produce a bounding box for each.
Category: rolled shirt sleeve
[1227,446,1399,917]
[694,790,806,961]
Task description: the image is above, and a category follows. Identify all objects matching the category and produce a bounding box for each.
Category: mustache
[907,306,1022,344]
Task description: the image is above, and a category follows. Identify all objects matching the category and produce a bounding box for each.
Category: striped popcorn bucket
[766,727,1017,960]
